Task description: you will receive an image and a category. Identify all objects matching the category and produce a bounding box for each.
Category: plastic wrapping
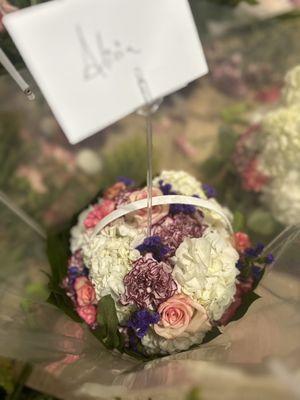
[0,225,300,399]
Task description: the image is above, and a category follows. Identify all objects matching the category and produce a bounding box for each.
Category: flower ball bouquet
[47,170,274,359]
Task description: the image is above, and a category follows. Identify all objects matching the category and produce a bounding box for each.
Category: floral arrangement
[47,171,273,358]
[233,65,300,226]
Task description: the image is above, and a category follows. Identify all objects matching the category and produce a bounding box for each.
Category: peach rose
[76,305,97,325]
[154,294,211,339]
[74,276,96,307]
[104,182,126,200]
[234,232,251,253]
[127,188,168,226]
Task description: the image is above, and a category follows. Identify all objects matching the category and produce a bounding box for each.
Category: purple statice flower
[121,254,177,309]
[245,243,264,258]
[158,180,177,195]
[136,236,171,262]
[68,250,85,271]
[252,265,263,280]
[126,309,160,339]
[152,213,206,256]
[202,183,217,199]
[169,203,196,215]
[265,253,274,264]
[117,176,135,187]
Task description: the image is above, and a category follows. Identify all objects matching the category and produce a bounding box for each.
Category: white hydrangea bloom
[258,105,300,178]
[70,204,94,253]
[282,65,300,106]
[81,221,144,306]
[142,328,206,355]
[153,170,207,198]
[172,231,239,321]
[261,170,300,226]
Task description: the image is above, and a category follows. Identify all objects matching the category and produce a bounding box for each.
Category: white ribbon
[92,195,233,237]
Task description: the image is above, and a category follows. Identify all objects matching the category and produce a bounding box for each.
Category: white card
[4,0,208,144]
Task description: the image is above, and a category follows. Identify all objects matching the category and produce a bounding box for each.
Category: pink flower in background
[255,87,281,104]
[241,158,269,192]
[154,294,211,339]
[174,135,198,158]
[127,188,168,227]
[234,232,251,254]
[74,276,96,307]
[121,254,177,309]
[233,124,261,175]
[76,305,97,325]
[0,1,17,32]
[104,181,126,200]
[17,165,47,194]
[84,199,115,229]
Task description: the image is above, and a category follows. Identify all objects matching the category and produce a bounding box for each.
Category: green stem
[7,363,32,400]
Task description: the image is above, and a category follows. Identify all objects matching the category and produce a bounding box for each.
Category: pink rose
[84,199,115,229]
[76,305,97,325]
[154,294,211,339]
[234,232,251,253]
[104,182,126,200]
[127,188,168,227]
[74,276,96,307]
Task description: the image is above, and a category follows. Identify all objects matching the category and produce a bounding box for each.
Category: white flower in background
[282,65,300,106]
[261,170,300,226]
[172,232,239,320]
[258,105,300,178]
[153,170,207,198]
[81,221,143,304]
[76,149,102,175]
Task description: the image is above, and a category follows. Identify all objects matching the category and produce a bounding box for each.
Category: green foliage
[233,211,245,232]
[94,295,124,350]
[247,209,277,236]
[202,326,221,344]
[46,228,82,323]
[229,291,260,322]
[0,358,14,396]
[100,135,159,188]
[186,387,202,400]
[0,113,23,189]
[208,0,258,6]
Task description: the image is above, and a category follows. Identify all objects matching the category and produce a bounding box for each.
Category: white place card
[4,0,208,144]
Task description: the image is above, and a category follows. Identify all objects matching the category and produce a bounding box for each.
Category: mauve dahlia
[121,254,177,310]
[152,213,205,256]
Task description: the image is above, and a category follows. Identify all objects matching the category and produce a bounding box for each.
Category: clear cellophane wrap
[1,224,300,400]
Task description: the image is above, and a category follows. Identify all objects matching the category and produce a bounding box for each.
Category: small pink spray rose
[74,276,96,307]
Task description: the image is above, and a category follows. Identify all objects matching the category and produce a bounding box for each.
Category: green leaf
[46,230,70,287]
[186,387,202,400]
[233,211,245,232]
[218,126,238,159]
[47,289,82,323]
[202,326,222,344]
[230,291,260,323]
[95,295,123,350]
[247,209,277,236]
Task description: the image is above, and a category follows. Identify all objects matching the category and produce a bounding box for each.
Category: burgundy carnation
[121,254,177,309]
[152,213,205,256]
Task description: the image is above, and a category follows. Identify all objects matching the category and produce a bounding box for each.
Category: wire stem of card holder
[135,67,162,237]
